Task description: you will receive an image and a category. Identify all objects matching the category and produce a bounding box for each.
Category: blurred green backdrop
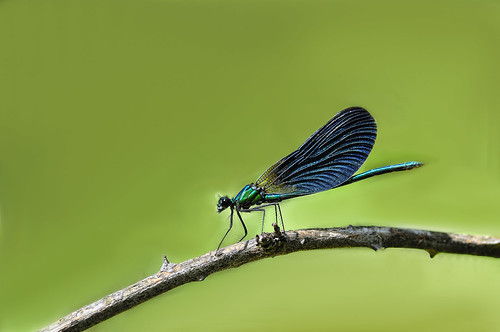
[1,0,499,331]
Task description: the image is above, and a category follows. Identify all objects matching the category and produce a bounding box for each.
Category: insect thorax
[234,183,265,209]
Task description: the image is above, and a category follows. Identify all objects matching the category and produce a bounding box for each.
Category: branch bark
[40,226,500,332]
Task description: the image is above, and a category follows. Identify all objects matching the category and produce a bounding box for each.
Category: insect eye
[218,196,230,208]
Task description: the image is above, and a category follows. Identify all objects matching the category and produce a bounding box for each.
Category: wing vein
[256,107,377,197]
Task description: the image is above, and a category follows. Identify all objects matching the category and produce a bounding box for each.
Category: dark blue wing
[255,107,377,197]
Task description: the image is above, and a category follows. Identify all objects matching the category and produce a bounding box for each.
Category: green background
[1,0,499,331]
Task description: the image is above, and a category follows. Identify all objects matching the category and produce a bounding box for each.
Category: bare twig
[40,226,500,332]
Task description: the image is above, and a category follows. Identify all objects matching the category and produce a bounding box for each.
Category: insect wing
[256,107,377,196]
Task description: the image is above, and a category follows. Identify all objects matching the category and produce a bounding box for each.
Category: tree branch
[40,225,500,332]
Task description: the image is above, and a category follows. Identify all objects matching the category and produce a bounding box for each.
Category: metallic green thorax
[233,184,263,209]
[233,184,284,209]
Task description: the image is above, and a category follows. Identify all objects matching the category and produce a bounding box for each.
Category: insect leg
[235,209,248,242]
[217,207,234,251]
[276,204,284,232]
[241,203,283,234]
[239,206,266,233]
[274,204,278,225]
[272,204,285,231]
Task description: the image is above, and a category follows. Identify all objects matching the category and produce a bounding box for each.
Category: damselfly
[217,107,422,249]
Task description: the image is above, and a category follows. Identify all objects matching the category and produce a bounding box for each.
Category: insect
[216,107,422,249]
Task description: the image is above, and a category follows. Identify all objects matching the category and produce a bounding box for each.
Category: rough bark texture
[40,226,500,332]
